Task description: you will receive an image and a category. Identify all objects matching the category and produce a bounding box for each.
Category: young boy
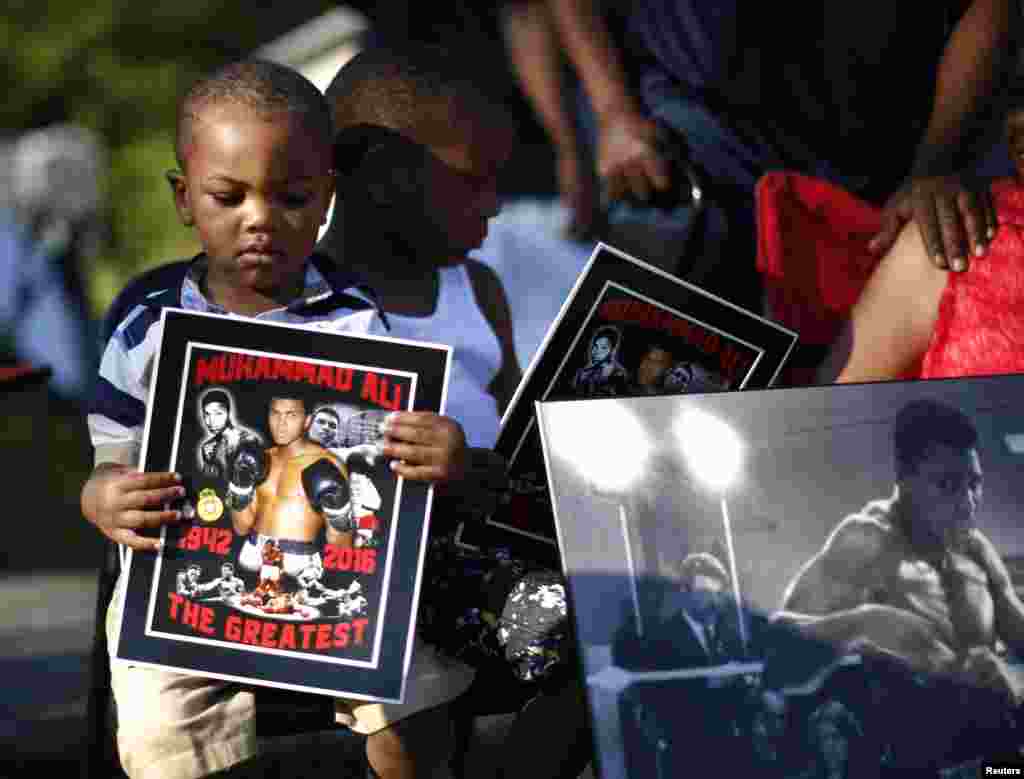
[319,45,593,779]
[80,60,480,779]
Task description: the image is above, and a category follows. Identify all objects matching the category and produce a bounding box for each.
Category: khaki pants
[106,575,474,779]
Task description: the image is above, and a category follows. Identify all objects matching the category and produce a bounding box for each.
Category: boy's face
[418,122,513,260]
[172,103,333,300]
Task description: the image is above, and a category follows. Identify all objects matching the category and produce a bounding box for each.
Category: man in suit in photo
[611,551,747,776]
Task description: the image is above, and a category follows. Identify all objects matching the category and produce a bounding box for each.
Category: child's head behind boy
[170,60,335,314]
[323,45,515,262]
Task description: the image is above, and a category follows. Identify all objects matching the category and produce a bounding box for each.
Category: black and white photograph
[457,242,797,562]
[537,374,1024,778]
[113,308,450,703]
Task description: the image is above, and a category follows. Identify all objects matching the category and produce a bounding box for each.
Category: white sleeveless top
[372,264,503,449]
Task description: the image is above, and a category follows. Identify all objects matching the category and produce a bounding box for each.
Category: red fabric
[921,178,1024,379]
[756,171,881,346]
[757,172,1024,381]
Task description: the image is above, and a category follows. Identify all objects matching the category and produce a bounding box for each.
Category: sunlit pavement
[0,571,97,774]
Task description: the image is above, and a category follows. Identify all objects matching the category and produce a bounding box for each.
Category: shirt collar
[181,254,326,313]
[177,252,387,326]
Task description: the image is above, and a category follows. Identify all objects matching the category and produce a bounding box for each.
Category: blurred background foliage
[1,0,339,317]
[4,3,547,567]
[2,1,552,319]
[2,2,357,571]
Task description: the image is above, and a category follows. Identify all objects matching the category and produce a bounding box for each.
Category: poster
[538,374,1024,777]
[113,308,450,703]
[456,242,797,562]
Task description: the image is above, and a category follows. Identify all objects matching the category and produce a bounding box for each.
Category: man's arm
[951,528,1024,706]
[193,577,222,595]
[870,0,1015,267]
[548,0,671,203]
[966,529,1024,652]
[779,515,888,615]
[911,0,1015,181]
[501,0,599,238]
[777,514,958,672]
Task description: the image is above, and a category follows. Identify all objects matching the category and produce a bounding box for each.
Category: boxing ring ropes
[542,401,849,778]
[544,402,749,645]
[585,655,864,779]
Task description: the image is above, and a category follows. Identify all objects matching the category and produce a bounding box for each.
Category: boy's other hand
[869,175,997,271]
[81,464,185,551]
[380,412,469,483]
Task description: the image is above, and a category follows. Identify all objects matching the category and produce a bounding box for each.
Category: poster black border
[536,373,1024,779]
[113,308,451,703]
[456,242,798,558]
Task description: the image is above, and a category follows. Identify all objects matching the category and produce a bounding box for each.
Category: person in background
[319,44,593,779]
[527,0,1016,311]
[80,59,487,779]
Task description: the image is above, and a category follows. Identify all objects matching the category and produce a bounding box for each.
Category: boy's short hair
[324,44,508,147]
[176,59,333,167]
[892,399,979,478]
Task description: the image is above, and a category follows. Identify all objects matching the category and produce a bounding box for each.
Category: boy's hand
[380,412,469,483]
[81,463,185,551]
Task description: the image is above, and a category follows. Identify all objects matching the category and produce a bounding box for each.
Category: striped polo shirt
[87,252,385,466]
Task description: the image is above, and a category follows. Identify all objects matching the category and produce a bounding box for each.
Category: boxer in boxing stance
[226,393,358,585]
[196,388,260,479]
[307,403,384,547]
[206,561,246,600]
[775,400,1024,709]
[176,563,203,597]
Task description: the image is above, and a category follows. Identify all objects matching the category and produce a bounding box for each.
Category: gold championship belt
[197,487,224,523]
